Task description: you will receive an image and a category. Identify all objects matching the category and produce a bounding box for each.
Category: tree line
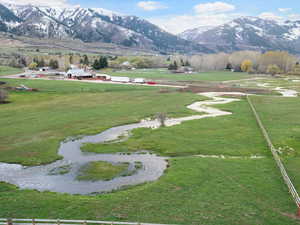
[2,50,300,76]
[172,51,300,75]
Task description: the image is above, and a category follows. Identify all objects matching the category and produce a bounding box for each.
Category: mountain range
[1,3,300,55]
[180,17,300,54]
[0,3,210,54]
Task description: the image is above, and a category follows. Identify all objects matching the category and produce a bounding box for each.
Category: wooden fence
[0,219,174,225]
[247,96,300,214]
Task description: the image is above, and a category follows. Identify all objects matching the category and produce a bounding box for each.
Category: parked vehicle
[132,78,145,83]
[111,76,130,83]
[147,81,157,85]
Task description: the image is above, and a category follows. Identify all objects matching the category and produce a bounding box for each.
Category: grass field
[77,161,129,181]
[83,99,269,157]
[1,77,300,224]
[250,96,300,194]
[0,158,298,225]
[0,66,23,76]
[234,75,300,93]
[108,69,253,82]
[0,78,204,166]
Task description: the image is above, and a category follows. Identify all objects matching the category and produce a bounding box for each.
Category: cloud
[137,1,167,11]
[259,11,300,23]
[278,8,292,13]
[149,1,238,34]
[150,13,241,34]
[287,14,300,21]
[0,0,70,7]
[259,12,283,21]
[194,1,235,14]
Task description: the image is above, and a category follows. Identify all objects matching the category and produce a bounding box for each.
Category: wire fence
[247,95,300,208]
[0,219,174,225]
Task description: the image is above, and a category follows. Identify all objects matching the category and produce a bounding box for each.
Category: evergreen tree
[19,57,27,67]
[185,60,191,67]
[226,63,233,70]
[100,56,108,68]
[83,55,89,65]
[173,61,178,70]
[168,63,174,70]
[180,59,185,66]
[69,54,73,64]
[92,59,101,70]
[49,59,59,69]
[39,58,45,67]
[168,61,178,70]
[34,58,45,68]
[99,57,104,69]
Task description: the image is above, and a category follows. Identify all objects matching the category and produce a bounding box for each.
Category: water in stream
[0,92,249,195]
[0,122,168,195]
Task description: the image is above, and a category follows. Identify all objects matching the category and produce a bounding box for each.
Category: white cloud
[149,1,238,34]
[259,12,283,21]
[194,1,235,14]
[137,1,167,11]
[150,13,241,34]
[278,8,292,13]
[287,14,300,21]
[0,0,70,7]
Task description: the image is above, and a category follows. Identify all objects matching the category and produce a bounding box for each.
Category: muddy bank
[180,85,273,95]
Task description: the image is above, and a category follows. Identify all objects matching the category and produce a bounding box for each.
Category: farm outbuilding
[66,69,93,79]
[95,74,111,81]
[173,66,194,74]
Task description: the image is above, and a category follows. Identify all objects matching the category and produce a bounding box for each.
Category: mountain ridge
[180,16,300,54]
[0,3,211,54]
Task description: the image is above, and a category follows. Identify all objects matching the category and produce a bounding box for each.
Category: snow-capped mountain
[0,3,210,54]
[180,17,300,53]
[180,26,216,40]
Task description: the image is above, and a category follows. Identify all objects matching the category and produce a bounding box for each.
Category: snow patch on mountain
[180,16,300,53]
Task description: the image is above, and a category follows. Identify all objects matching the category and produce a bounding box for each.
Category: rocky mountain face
[0,3,211,54]
[180,17,300,54]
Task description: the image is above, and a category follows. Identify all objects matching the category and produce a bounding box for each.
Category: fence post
[32,219,35,225]
[6,219,12,225]
[57,219,60,225]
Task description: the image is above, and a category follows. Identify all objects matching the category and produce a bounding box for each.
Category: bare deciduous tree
[156,112,167,127]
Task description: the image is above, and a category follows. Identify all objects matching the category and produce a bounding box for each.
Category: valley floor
[1,71,300,224]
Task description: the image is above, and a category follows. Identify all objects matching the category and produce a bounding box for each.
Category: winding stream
[0,92,245,195]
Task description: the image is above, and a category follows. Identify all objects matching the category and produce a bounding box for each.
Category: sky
[4,0,300,34]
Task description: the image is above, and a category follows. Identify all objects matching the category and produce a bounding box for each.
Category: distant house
[172,66,194,74]
[66,68,93,79]
[121,61,133,70]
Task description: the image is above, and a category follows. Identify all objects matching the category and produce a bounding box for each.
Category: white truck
[110,76,130,83]
[132,78,145,84]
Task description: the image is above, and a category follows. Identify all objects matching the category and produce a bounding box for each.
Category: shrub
[28,62,38,70]
[241,60,253,73]
[0,89,8,104]
[267,64,281,76]
[156,112,167,127]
